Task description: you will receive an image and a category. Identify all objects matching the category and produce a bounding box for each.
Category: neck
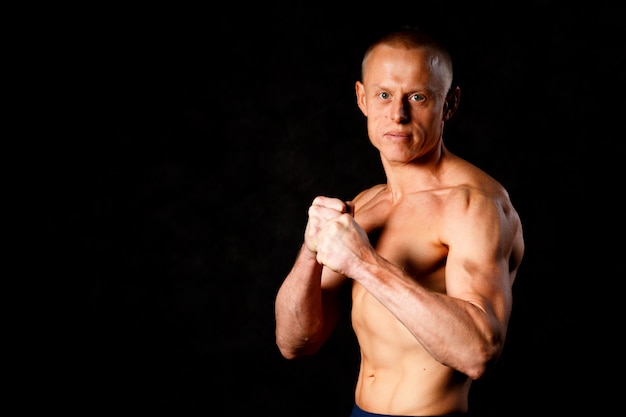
[382,144,451,200]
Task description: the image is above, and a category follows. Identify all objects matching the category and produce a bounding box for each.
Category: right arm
[274,196,350,359]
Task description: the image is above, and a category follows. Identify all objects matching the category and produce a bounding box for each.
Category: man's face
[356,45,450,166]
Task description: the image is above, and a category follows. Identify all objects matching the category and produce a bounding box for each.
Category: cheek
[415,108,443,127]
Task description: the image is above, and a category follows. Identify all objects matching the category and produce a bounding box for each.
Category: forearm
[354,255,506,379]
[275,244,327,358]
[404,291,504,380]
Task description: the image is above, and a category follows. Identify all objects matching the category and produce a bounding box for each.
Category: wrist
[300,242,317,260]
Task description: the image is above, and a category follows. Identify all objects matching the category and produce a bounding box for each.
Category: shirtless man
[274,26,525,416]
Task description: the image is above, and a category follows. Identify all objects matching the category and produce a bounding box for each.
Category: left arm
[314,188,524,379]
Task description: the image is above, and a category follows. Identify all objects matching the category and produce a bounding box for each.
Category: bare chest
[357,197,448,292]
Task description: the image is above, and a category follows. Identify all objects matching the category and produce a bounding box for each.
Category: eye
[377,92,390,100]
[409,93,425,102]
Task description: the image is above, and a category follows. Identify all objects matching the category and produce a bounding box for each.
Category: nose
[390,98,409,123]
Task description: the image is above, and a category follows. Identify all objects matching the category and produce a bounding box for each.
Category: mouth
[384,131,411,141]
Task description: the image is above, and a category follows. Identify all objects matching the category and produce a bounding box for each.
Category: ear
[355,81,367,116]
[443,86,461,121]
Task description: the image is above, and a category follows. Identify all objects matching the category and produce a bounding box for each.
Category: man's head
[355,26,461,166]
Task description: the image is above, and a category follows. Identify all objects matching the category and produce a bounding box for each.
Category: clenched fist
[304,196,370,276]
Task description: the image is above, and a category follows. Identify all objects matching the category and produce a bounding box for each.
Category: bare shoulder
[442,172,524,277]
[442,154,520,219]
[445,181,514,217]
[351,184,387,208]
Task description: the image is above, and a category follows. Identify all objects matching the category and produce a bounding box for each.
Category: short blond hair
[361,26,454,93]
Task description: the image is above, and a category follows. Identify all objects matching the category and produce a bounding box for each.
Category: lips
[384,131,411,141]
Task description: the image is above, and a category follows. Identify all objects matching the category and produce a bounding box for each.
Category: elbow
[463,333,506,380]
[277,345,298,360]
[275,334,299,360]
[276,336,299,360]
[465,361,488,381]
[276,342,318,360]
[275,315,328,359]
[276,334,319,360]
[461,306,509,379]
[464,351,497,380]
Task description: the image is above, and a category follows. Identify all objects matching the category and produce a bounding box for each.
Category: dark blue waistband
[350,403,467,417]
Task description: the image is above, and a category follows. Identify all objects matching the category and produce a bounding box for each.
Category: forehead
[363,44,450,92]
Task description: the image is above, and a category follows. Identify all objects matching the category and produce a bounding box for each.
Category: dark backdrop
[36,2,624,415]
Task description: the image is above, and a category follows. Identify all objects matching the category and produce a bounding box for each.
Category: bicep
[442,192,517,322]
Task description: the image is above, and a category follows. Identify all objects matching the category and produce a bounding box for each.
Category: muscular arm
[432,189,524,378]
[274,245,342,358]
[315,188,524,379]
[274,197,350,359]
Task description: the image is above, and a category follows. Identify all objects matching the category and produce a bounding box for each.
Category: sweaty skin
[275,33,524,416]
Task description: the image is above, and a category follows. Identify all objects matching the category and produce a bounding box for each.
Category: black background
[35,2,624,415]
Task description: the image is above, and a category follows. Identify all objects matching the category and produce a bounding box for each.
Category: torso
[347,156,517,415]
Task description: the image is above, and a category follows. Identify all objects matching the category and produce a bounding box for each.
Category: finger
[312,196,346,212]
